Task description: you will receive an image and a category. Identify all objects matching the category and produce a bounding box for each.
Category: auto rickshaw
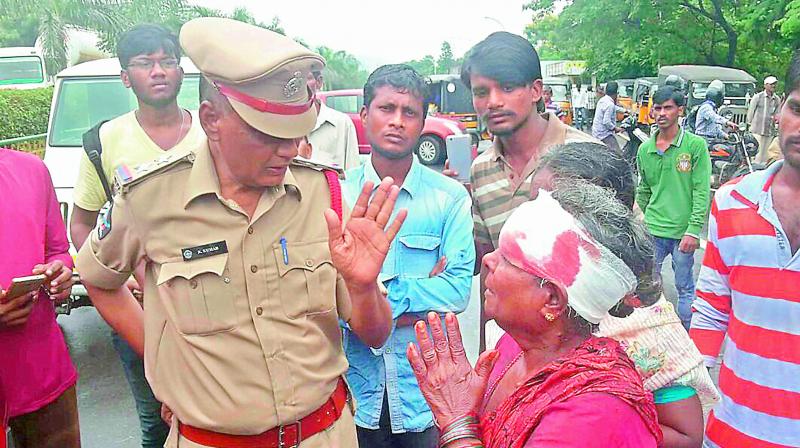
[657,65,756,127]
[543,77,573,124]
[427,74,483,144]
[633,77,657,129]
[615,78,636,114]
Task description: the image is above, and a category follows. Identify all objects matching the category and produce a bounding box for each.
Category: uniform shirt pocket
[156,254,236,335]
[273,239,337,319]
[398,234,441,278]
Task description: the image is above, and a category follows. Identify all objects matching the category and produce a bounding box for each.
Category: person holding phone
[449,32,599,351]
[0,147,78,448]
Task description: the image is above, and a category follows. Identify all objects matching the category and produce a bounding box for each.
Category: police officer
[76,17,405,448]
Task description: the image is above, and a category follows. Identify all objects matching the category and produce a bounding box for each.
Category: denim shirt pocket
[397,234,441,278]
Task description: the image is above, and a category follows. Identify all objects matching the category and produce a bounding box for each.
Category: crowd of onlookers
[2,19,799,448]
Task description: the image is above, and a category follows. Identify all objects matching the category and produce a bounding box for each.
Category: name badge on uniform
[182,241,228,261]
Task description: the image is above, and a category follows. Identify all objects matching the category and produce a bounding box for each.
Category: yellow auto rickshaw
[633,77,657,128]
[543,77,573,125]
[427,74,484,143]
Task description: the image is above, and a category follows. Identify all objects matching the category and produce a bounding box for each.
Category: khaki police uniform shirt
[76,141,352,435]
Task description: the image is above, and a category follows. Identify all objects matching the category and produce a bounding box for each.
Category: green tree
[0,0,129,74]
[405,55,436,76]
[0,14,39,47]
[0,0,283,75]
[437,41,455,74]
[315,46,369,90]
[525,0,796,85]
[226,7,284,34]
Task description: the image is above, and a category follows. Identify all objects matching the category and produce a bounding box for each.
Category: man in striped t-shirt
[459,32,597,349]
[690,51,800,448]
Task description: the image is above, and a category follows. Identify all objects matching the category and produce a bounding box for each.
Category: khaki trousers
[167,405,358,448]
[8,386,81,448]
[754,133,775,164]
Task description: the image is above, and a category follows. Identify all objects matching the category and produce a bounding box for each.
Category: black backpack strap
[82,120,112,203]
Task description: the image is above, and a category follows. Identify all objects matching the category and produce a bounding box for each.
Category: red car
[317,89,466,165]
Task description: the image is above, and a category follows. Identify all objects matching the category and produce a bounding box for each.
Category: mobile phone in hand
[4,274,46,302]
[446,134,473,183]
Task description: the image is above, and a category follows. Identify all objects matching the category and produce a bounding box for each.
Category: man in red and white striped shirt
[690,52,800,448]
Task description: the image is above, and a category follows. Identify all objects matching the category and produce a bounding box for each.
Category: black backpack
[81,120,112,202]
[684,106,700,133]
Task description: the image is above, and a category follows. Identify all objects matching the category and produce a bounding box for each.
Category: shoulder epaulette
[291,157,345,179]
[114,152,195,194]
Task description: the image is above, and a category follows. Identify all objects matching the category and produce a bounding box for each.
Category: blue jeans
[574,107,587,130]
[653,236,696,330]
[111,332,169,448]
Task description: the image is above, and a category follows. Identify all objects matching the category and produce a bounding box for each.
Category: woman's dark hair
[363,64,428,118]
[652,86,686,107]
[117,24,180,68]
[538,142,636,209]
[460,32,541,89]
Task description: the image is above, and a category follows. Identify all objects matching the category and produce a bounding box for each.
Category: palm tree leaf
[37,11,68,74]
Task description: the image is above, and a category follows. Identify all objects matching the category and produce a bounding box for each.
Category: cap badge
[283,71,303,98]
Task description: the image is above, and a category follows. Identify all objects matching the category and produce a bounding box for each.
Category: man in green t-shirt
[636,86,711,330]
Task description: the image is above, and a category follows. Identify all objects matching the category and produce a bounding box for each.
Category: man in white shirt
[307,70,362,169]
[572,83,588,131]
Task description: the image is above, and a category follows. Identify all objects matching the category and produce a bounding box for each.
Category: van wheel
[417,135,445,165]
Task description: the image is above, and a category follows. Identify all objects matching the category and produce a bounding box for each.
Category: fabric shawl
[480,336,662,448]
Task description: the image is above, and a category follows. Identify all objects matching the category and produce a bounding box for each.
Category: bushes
[0,87,53,140]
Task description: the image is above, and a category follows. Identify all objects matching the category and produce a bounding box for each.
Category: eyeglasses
[126,58,179,71]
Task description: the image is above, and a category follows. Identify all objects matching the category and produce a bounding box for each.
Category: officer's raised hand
[325,176,407,286]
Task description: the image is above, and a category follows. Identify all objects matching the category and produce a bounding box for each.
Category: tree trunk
[709,0,738,65]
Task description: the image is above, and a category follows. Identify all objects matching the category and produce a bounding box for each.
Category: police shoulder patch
[96,202,113,240]
[114,152,196,194]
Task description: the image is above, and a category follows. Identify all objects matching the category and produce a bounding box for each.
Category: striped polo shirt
[470,112,598,249]
[689,161,800,448]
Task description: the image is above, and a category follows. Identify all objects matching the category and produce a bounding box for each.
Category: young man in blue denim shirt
[342,65,475,448]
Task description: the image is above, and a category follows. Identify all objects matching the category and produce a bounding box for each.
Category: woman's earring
[544,313,556,322]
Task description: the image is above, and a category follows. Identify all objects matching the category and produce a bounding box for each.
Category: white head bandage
[498,190,637,324]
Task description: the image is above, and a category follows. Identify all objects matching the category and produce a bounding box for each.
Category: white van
[43,57,200,300]
[0,47,48,89]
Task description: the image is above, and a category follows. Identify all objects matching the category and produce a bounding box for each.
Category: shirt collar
[314,103,336,130]
[363,155,422,198]
[731,160,783,208]
[490,113,567,163]
[647,126,686,153]
[183,142,302,208]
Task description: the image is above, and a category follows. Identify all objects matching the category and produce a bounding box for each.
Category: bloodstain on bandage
[500,229,601,288]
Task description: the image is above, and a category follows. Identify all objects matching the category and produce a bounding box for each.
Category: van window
[325,94,362,114]
[691,82,756,100]
[0,56,44,85]
[49,75,200,147]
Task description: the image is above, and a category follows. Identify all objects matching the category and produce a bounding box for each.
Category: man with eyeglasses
[69,23,205,448]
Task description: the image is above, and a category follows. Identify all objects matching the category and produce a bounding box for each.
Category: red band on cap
[216,84,315,116]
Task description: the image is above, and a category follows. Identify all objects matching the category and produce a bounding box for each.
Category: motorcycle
[619,114,650,173]
[704,126,765,189]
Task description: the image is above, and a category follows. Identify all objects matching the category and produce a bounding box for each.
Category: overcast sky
[188,0,531,69]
